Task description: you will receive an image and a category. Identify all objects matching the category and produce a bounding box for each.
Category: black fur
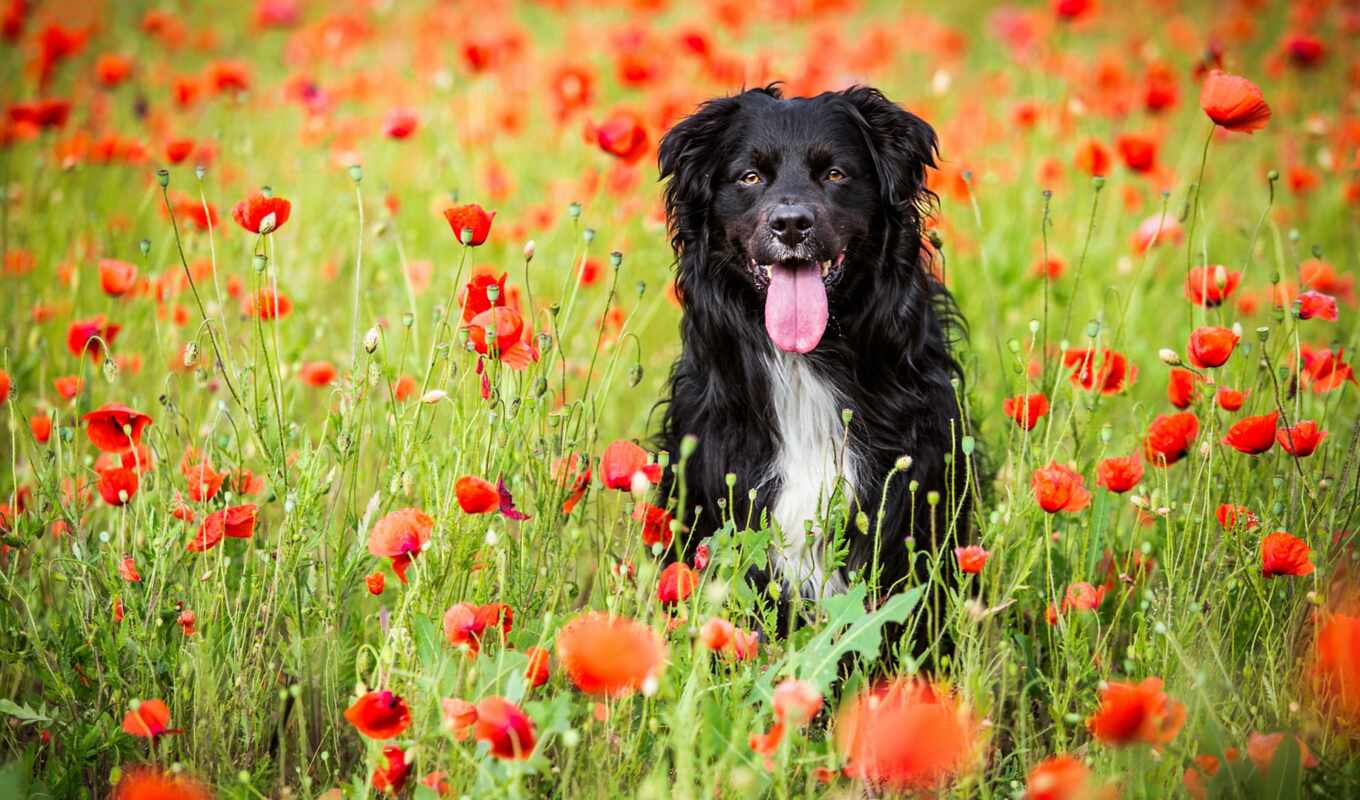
[654,85,971,642]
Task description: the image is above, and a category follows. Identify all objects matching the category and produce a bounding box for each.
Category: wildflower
[97,467,139,506]
[297,361,336,386]
[1299,347,1357,393]
[186,504,257,552]
[1096,453,1144,493]
[1087,677,1185,747]
[1064,349,1135,394]
[1216,387,1246,411]
[1199,70,1271,133]
[1187,326,1238,368]
[1062,582,1106,612]
[657,562,698,604]
[1144,412,1198,466]
[1222,411,1278,454]
[1245,731,1317,772]
[1115,132,1157,173]
[525,646,551,688]
[1277,420,1326,457]
[1002,393,1049,430]
[421,772,451,797]
[118,556,141,582]
[245,288,292,319]
[0,369,8,404]
[633,501,674,547]
[1261,531,1313,577]
[178,609,196,636]
[1311,611,1360,726]
[460,265,508,322]
[954,545,991,574]
[700,617,736,651]
[111,767,212,800]
[593,110,648,163]
[122,699,180,738]
[372,745,411,794]
[1074,139,1110,176]
[1166,368,1204,409]
[1297,291,1338,321]
[1216,504,1260,530]
[83,403,152,453]
[773,678,823,726]
[443,602,513,656]
[344,690,412,740]
[30,413,51,443]
[383,108,419,139]
[1132,212,1183,253]
[452,696,536,760]
[367,507,433,582]
[1185,265,1242,307]
[99,258,138,297]
[1032,462,1091,513]
[443,203,495,246]
[231,190,291,234]
[455,475,498,513]
[835,677,977,791]
[1025,755,1103,800]
[556,611,665,697]
[600,439,662,490]
[365,571,385,595]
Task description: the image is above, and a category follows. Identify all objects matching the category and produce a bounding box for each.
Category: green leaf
[0,700,51,726]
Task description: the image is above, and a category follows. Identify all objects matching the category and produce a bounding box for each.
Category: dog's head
[659,84,937,353]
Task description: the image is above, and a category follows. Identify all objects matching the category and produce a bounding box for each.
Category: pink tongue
[764,262,828,353]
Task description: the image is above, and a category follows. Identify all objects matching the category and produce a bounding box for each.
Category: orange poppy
[99,258,139,297]
[67,315,121,359]
[1221,411,1278,455]
[657,562,698,604]
[1184,265,1242,307]
[1277,420,1326,457]
[556,611,665,696]
[1260,531,1313,577]
[954,545,991,574]
[455,475,499,513]
[835,677,977,791]
[343,690,412,740]
[1087,677,1185,747]
[297,361,336,387]
[1026,754,1108,800]
[1031,461,1091,513]
[1199,70,1271,133]
[1144,412,1198,466]
[601,439,662,490]
[121,699,180,738]
[1311,611,1360,726]
[367,507,433,582]
[1063,349,1135,394]
[112,767,213,800]
[1096,453,1143,493]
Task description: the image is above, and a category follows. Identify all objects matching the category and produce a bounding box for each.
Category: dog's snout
[767,204,814,247]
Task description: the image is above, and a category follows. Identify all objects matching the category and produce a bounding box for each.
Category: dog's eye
[737,170,762,186]
[826,168,846,183]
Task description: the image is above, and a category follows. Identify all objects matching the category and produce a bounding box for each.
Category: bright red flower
[367,507,433,582]
[443,203,495,246]
[1199,70,1271,134]
[372,745,411,795]
[1031,461,1091,513]
[465,306,524,354]
[1115,132,1157,173]
[99,258,138,297]
[298,361,336,387]
[1216,504,1260,530]
[1087,677,1185,747]
[460,266,508,322]
[1167,368,1204,409]
[442,602,514,655]
[186,504,257,552]
[1216,387,1246,411]
[30,413,51,443]
[1062,581,1106,612]
[67,315,121,359]
[1311,612,1360,726]
[467,696,537,760]
[594,110,648,163]
[1074,138,1110,176]
[366,571,385,595]
[1064,349,1135,394]
[97,467,138,507]
[601,439,663,490]
[1222,411,1278,454]
[836,677,977,791]
[1297,291,1338,321]
[1144,412,1199,466]
[633,501,674,547]
[1002,393,1049,431]
[122,699,179,738]
[525,646,551,688]
[954,545,991,574]
[0,369,8,404]
[556,611,666,697]
[1300,347,1358,393]
[1187,326,1238,368]
[455,475,499,513]
[111,767,212,800]
[657,562,698,604]
[83,403,152,453]
[231,191,291,234]
[245,288,292,319]
[1184,265,1242,307]
[1096,453,1143,493]
[1260,531,1313,577]
[383,108,419,139]
[1277,420,1327,457]
[1025,755,1101,800]
[344,690,412,740]
[1246,731,1318,772]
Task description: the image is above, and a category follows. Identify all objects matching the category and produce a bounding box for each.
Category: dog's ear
[841,86,938,219]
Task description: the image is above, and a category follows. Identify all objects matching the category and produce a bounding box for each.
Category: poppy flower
[1245,731,1318,772]
[186,504,258,552]
[112,767,212,800]
[372,746,411,795]
[657,562,698,604]
[1167,368,1204,409]
[1216,387,1246,411]
[30,413,51,443]
[122,699,180,738]
[835,677,977,791]
[164,138,195,164]
[525,646,551,688]
[344,690,412,740]
[1002,393,1049,431]
[1297,291,1338,321]
[231,190,291,234]
[1199,70,1271,134]
[1115,132,1157,173]
[97,467,139,506]
[633,502,674,547]
[99,258,138,297]
[383,108,419,139]
[297,361,336,386]
[1064,349,1135,394]
[67,315,121,359]
[1283,33,1325,69]
[700,617,736,651]
[1187,327,1237,368]
[83,403,152,453]
[55,374,83,399]
[245,288,292,319]
[1300,347,1357,393]
[495,478,530,521]
[601,439,663,490]
[1216,504,1260,530]
[0,369,8,404]
[1222,411,1278,454]
[367,507,433,582]
[773,678,823,726]
[464,306,524,354]
[1144,412,1198,466]
[461,266,508,322]
[443,602,514,655]
[556,611,666,697]
[1096,453,1143,493]
[1031,461,1091,513]
[1087,677,1185,747]
[954,545,991,574]
[455,475,498,513]
[1131,212,1183,253]
[1062,582,1106,613]
[1073,138,1110,176]
[443,203,495,246]
[366,571,385,595]
[1277,420,1326,457]
[454,696,536,760]
[118,555,141,583]
[1260,531,1313,577]
[593,110,648,163]
[1025,755,1102,800]
[421,772,451,797]
[1311,612,1360,726]
[1184,265,1242,307]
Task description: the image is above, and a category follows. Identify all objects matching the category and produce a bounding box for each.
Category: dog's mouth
[748,252,845,353]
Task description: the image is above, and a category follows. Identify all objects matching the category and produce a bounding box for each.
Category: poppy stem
[1184,125,1216,318]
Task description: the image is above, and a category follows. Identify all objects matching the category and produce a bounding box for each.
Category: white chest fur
[762,353,858,599]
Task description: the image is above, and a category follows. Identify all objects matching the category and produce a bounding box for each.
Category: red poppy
[1282,33,1325,69]
[601,439,663,490]
[1184,265,1242,307]
[298,361,336,387]
[657,562,698,604]
[1187,326,1237,368]
[1260,531,1313,577]
[1216,504,1260,530]
[554,453,592,513]
[455,475,499,513]
[67,315,121,359]
[1115,132,1157,173]
[1096,453,1143,493]
[1062,582,1106,613]
[1300,347,1357,393]
[1297,291,1338,321]
[367,507,433,582]
[372,745,411,795]
[96,53,134,86]
[83,403,152,453]
[99,258,138,297]
[525,646,551,688]
[366,571,385,595]
[186,504,258,552]
[1064,349,1135,394]
[30,413,51,443]
[1031,461,1091,513]
[112,768,212,800]
[465,306,523,355]
[549,64,594,120]
[245,288,292,319]
[164,138,195,164]
[0,369,8,404]
[836,677,977,791]
[461,266,508,322]
[1002,393,1049,431]
[594,110,648,163]
[231,191,291,234]
[1246,731,1318,772]
[383,108,419,139]
[700,617,736,652]
[122,699,180,738]
[1074,138,1110,176]
[556,611,666,696]
[1277,420,1327,457]
[1216,387,1246,411]
[456,696,537,760]
[1199,70,1271,134]
[1087,677,1185,747]
[633,501,674,547]
[1131,212,1184,253]
[443,203,495,246]
[1311,612,1360,726]
[443,602,514,655]
[1025,755,1100,800]
[344,690,412,740]
[1222,411,1278,454]
[1144,412,1198,466]
[954,545,991,574]
[1167,368,1204,409]
[97,467,138,507]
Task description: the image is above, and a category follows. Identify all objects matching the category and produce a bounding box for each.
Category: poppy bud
[139,238,151,256]
[348,164,363,183]
[1267,169,1279,182]
[680,435,698,458]
[363,327,380,354]
[1213,265,1228,289]
[895,455,913,472]
[156,168,169,188]
[628,364,643,387]
[841,408,853,425]
[1092,175,1105,189]
[523,240,535,262]
[1158,348,1181,366]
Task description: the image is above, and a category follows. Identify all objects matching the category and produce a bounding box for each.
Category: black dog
[655,85,972,634]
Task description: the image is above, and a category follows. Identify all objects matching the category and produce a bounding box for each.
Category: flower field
[2,0,1360,797]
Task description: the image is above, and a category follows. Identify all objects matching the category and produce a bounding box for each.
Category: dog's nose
[767,205,814,247]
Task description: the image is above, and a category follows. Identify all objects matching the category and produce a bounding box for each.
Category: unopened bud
[1213,265,1228,289]
[363,327,380,354]
[420,390,448,404]
[895,455,913,472]
[1158,348,1181,366]
[523,240,535,262]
